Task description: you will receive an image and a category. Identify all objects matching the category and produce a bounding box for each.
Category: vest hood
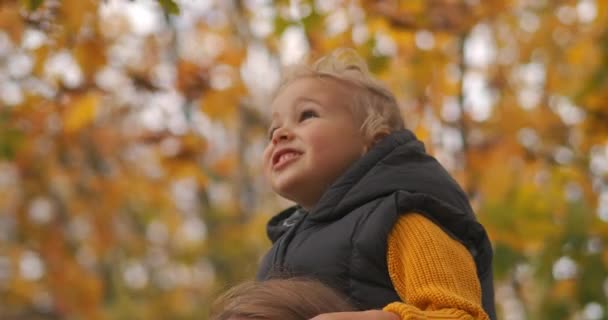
[312,130,475,222]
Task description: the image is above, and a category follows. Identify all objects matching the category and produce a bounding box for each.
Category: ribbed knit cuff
[383,302,425,319]
[383,301,480,320]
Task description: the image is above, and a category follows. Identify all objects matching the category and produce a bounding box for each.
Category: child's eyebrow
[269,97,322,122]
[293,96,322,107]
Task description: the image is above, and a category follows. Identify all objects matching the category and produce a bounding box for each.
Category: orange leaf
[63,92,99,133]
[0,2,24,43]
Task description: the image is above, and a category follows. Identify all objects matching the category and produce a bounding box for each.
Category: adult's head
[211,278,355,320]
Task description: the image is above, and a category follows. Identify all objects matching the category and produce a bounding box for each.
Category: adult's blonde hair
[210,278,355,320]
[275,48,404,142]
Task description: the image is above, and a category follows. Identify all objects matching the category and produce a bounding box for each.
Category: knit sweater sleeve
[382,213,490,320]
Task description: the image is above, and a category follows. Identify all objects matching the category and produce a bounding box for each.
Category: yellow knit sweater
[382,213,490,320]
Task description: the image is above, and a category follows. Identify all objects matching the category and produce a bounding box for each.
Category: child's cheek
[308,129,332,151]
[261,148,273,173]
[308,139,329,160]
[262,148,270,164]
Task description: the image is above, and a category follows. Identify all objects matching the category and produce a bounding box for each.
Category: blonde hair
[274,48,404,142]
[210,278,355,320]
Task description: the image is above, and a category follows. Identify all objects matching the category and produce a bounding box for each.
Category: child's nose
[271,127,293,144]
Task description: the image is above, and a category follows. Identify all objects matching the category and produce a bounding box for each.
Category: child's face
[263,77,368,209]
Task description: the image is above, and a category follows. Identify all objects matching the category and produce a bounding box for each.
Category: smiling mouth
[273,151,302,170]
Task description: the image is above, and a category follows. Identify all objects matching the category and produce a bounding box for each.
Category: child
[256,49,496,320]
[210,278,355,320]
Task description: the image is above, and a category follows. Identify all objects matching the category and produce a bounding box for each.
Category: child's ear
[363,131,388,153]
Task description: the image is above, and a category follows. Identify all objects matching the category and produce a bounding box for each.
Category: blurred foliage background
[0,0,607,319]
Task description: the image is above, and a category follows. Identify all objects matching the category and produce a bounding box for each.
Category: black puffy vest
[256,130,496,320]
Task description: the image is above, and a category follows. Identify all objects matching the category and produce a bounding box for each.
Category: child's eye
[299,110,318,122]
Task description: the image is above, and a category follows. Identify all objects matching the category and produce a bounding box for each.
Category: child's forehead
[271,77,353,110]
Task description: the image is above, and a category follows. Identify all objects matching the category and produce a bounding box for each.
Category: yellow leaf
[413,125,430,145]
[200,85,244,122]
[551,280,577,300]
[74,39,106,81]
[567,41,598,66]
[399,0,425,13]
[64,92,99,133]
[212,154,236,178]
[0,2,24,43]
[58,0,97,34]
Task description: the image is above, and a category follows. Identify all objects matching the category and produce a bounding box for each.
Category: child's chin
[273,182,304,202]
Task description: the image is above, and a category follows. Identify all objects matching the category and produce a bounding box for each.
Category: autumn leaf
[199,82,246,122]
[28,0,44,10]
[157,0,180,15]
[63,92,99,133]
[0,2,24,43]
[74,39,107,81]
[58,0,97,34]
